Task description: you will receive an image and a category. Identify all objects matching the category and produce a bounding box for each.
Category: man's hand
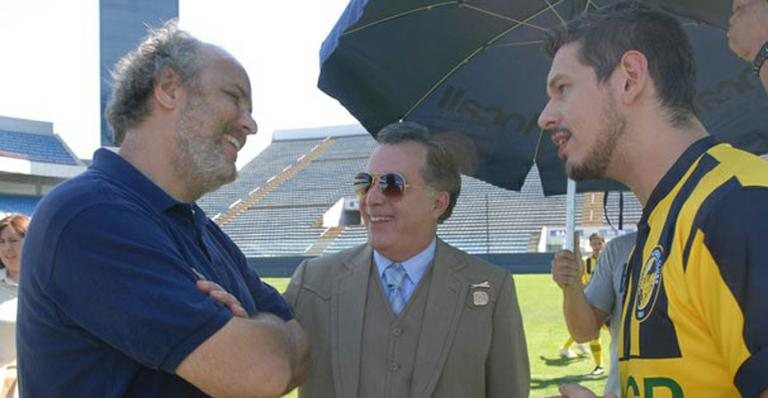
[557,383,618,398]
[196,280,248,318]
[551,250,585,290]
[728,0,768,61]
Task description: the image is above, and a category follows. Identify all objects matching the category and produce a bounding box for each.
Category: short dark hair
[106,20,205,146]
[544,1,697,127]
[588,232,604,242]
[376,122,461,223]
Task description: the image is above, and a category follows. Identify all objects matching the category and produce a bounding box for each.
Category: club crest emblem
[473,290,489,306]
[635,245,664,322]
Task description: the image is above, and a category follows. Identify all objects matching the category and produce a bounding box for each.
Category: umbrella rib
[462,4,549,32]
[342,1,457,36]
[543,0,567,26]
[402,0,567,118]
[493,40,545,48]
[533,128,547,166]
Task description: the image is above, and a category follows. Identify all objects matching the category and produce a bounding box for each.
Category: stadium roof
[272,124,367,141]
[0,115,85,178]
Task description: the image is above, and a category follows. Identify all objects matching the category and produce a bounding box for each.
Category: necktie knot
[383,263,407,314]
[384,263,406,289]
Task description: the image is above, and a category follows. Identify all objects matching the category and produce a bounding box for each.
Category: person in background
[728,0,768,92]
[553,231,636,396]
[17,21,308,397]
[0,214,28,300]
[558,232,606,376]
[0,213,29,397]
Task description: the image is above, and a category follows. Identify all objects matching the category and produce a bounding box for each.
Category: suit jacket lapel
[331,244,372,398]
[410,239,468,398]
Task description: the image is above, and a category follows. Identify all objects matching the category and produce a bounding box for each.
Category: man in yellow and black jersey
[558,233,607,376]
[539,2,768,397]
[582,233,605,285]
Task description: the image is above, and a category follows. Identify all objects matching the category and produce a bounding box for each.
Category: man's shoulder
[603,233,636,259]
[710,143,768,177]
[302,244,368,273]
[288,245,368,300]
[36,167,130,219]
[438,240,509,280]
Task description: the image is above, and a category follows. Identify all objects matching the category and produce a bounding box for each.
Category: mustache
[549,127,571,135]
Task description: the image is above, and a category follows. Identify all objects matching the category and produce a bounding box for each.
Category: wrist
[754,41,768,76]
[563,283,586,295]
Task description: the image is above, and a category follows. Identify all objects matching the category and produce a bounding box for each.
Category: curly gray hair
[105,20,205,145]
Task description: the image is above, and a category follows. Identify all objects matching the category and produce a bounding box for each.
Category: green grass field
[263,274,610,398]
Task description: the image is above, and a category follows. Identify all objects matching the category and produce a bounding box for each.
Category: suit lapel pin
[471,281,490,306]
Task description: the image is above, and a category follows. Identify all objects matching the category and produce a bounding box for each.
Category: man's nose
[240,111,258,136]
[538,99,561,132]
[364,180,385,205]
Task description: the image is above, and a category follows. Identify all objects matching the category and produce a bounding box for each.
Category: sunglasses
[353,172,430,199]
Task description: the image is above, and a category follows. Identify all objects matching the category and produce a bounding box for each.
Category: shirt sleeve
[584,245,618,314]
[697,186,768,398]
[46,203,232,373]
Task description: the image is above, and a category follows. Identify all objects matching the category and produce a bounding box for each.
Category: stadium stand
[200,125,644,266]
[0,116,86,215]
[0,129,80,165]
[0,194,40,216]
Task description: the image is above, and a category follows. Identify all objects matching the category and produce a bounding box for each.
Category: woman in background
[0,214,28,300]
[0,213,29,398]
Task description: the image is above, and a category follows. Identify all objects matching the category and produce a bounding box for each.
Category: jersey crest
[635,245,664,322]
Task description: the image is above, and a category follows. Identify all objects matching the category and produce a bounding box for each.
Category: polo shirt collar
[90,148,181,212]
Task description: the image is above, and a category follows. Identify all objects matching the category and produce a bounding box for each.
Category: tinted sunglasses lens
[380,173,406,197]
[353,173,372,195]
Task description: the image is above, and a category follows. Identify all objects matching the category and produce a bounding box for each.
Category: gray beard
[175,111,237,199]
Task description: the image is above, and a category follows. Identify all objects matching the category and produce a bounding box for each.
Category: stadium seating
[0,129,79,165]
[200,130,643,258]
[0,194,40,216]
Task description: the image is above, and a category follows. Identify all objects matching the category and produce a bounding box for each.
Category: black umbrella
[318,0,768,195]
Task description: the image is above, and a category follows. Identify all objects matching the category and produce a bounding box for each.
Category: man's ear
[432,190,450,220]
[153,67,182,110]
[616,50,650,105]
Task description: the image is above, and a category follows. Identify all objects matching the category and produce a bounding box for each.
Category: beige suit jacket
[284,238,530,398]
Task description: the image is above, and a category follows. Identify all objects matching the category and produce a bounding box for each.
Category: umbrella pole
[564,179,577,251]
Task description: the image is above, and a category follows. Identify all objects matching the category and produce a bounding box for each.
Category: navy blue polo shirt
[18,148,292,397]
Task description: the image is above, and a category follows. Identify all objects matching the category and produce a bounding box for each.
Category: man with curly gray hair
[18,21,308,397]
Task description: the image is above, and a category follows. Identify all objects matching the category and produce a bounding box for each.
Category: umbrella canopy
[319,0,768,195]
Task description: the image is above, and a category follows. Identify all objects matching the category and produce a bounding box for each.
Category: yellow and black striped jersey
[619,137,768,397]
[582,255,598,285]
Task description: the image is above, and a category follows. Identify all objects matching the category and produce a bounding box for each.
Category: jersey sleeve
[696,186,768,397]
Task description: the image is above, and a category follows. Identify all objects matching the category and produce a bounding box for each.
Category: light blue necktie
[383,263,407,315]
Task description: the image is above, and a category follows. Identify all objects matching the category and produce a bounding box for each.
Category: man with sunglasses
[285,121,530,398]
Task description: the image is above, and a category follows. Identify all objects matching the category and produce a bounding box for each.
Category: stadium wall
[247,252,554,278]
